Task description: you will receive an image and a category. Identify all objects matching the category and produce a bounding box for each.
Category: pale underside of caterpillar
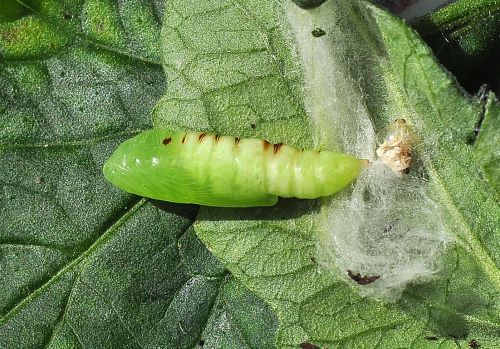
[103,129,366,207]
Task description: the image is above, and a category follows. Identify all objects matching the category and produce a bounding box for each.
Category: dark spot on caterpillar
[299,342,320,349]
[234,137,241,145]
[63,13,72,20]
[215,134,221,142]
[310,257,316,263]
[162,137,172,145]
[273,143,283,154]
[198,133,207,142]
[263,140,270,150]
[181,133,187,143]
[312,28,326,38]
[347,270,380,285]
[250,123,256,129]
[425,336,438,341]
[469,339,479,348]
[198,339,205,347]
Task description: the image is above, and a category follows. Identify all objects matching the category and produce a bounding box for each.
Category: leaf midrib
[397,23,500,289]
[427,163,500,288]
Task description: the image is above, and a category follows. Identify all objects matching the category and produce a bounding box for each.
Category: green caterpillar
[103,129,366,207]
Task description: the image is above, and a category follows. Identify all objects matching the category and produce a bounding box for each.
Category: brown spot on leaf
[181,133,187,143]
[300,343,320,349]
[198,132,207,142]
[162,137,172,145]
[273,143,283,154]
[347,270,380,285]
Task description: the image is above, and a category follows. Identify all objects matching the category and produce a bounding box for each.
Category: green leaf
[156,0,500,347]
[473,92,500,201]
[411,0,500,93]
[0,1,278,347]
[374,2,500,273]
[153,1,312,146]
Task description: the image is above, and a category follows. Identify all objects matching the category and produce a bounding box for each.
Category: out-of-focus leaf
[411,0,500,93]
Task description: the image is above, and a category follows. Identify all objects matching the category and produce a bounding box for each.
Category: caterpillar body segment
[103,129,365,207]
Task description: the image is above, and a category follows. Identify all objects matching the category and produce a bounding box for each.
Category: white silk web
[285,0,451,301]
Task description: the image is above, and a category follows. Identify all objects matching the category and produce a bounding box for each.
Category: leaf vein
[0,198,146,326]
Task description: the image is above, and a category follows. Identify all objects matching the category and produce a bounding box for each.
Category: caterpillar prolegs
[103,129,366,207]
